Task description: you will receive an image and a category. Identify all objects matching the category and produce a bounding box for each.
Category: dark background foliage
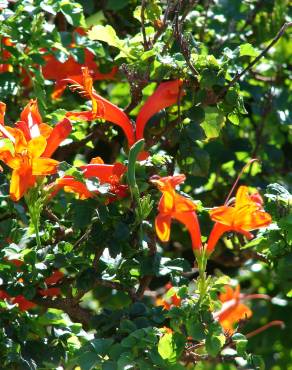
[0,0,291,369]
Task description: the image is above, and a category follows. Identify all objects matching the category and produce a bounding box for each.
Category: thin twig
[219,22,292,98]
[141,0,149,50]
[246,320,285,338]
[92,247,105,270]
[136,275,153,299]
[32,296,92,328]
[93,278,137,301]
[174,1,199,77]
[239,0,264,33]
[199,0,211,42]
[152,0,176,44]
[0,213,16,222]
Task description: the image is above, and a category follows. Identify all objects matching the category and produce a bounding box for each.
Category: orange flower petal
[12,295,36,311]
[38,287,61,297]
[45,270,64,285]
[206,222,230,253]
[56,177,92,199]
[10,169,35,201]
[173,211,202,250]
[174,193,197,212]
[155,213,172,241]
[65,68,135,147]
[219,303,252,334]
[27,136,47,158]
[32,158,59,175]
[90,156,104,164]
[0,101,6,125]
[19,99,42,139]
[42,118,72,158]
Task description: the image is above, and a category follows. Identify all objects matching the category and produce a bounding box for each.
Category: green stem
[32,210,41,249]
[25,187,43,249]
[127,140,145,243]
[196,248,208,305]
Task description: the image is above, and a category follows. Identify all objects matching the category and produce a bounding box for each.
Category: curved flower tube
[206,186,272,254]
[151,174,202,252]
[65,67,182,154]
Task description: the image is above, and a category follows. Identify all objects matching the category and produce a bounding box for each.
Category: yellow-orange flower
[151,175,202,252]
[0,130,59,201]
[0,100,72,201]
[207,186,272,253]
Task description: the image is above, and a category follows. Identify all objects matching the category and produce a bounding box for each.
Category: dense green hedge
[0,1,291,369]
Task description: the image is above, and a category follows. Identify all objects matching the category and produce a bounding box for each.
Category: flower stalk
[25,183,45,248]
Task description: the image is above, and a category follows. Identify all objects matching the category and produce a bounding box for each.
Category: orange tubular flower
[214,285,253,334]
[151,175,202,252]
[65,67,182,154]
[42,28,117,100]
[206,186,272,254]
[0,100,72,201]
[52,157,127,201]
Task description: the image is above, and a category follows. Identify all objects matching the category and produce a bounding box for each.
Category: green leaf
[186,320,206,341]
[200,107,226,139]
[188,106,205,123]
[91,338,114,355]
[88,25,123,49]
[228,113,240,125]
[106,0,128,11]
[178,145,210,177]
[205,333,225,357]
[71,199,96,229]
[145,0,162,22]
[239,43,259,57]
[232,333,247,356]
[158,332,185,363]
[60,0,86,28]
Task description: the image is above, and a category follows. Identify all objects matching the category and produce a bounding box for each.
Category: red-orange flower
[65,67,182,153]
[151,175,202,252]
[52,156,127,201]
[38,270,64,297]
[0,100,72,201]
[42,29,117,99]
[214,285,252,334]
[0,37,14,73]
[206,186,272,254]
[0,269,64,310]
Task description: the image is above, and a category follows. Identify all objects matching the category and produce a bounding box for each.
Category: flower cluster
[0,55,273,336]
